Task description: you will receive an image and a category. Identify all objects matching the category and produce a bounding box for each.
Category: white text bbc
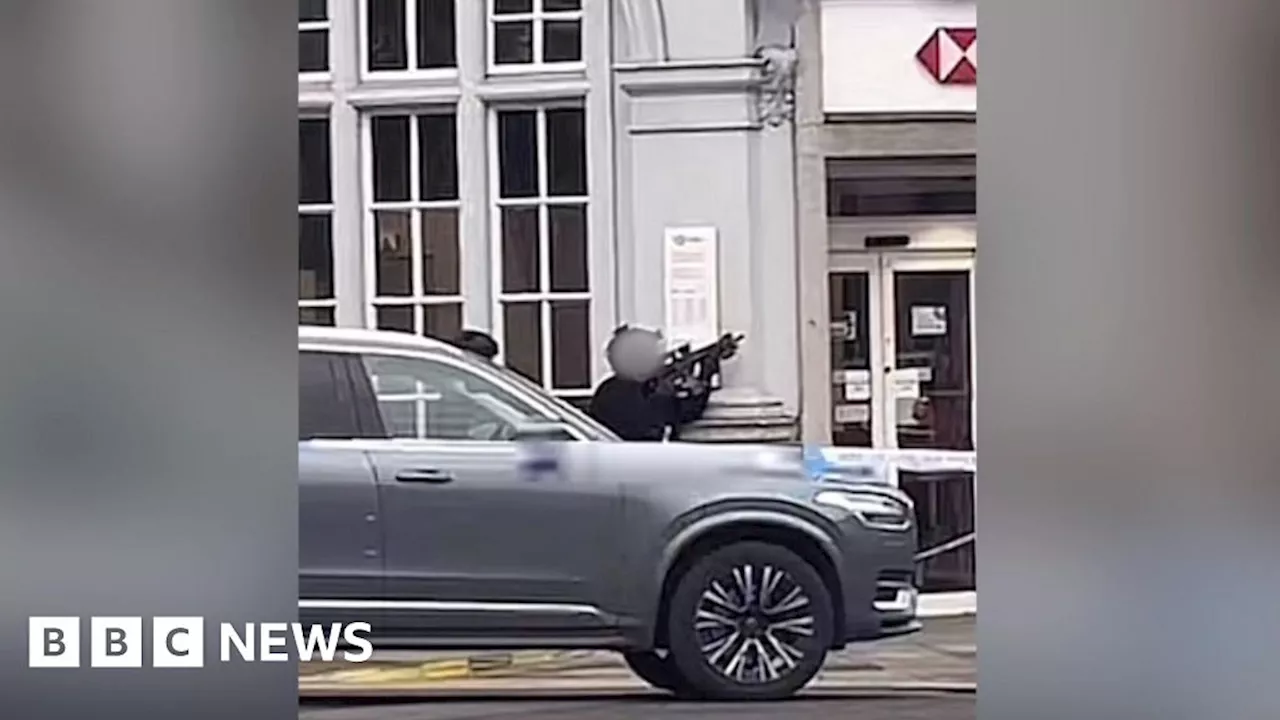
[28,617,373,668]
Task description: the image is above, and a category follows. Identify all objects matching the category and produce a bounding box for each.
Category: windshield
[450,350,620,441]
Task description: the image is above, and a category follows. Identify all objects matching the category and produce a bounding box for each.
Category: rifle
[653,332,745,397]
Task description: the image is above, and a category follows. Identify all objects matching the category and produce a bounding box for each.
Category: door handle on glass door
[394,469,454,484]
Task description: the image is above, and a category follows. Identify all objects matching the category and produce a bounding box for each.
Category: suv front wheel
[664,541,835,701]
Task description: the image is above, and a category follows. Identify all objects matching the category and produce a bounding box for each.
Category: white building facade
[298,0,804,416]
[298,0,974,592]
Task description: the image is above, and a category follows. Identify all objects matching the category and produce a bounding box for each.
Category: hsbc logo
[916,27,977,85]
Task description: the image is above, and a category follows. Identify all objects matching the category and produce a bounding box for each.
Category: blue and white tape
[804,445,976,485]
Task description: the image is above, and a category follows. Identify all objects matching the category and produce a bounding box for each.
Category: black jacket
[587,376,710,441]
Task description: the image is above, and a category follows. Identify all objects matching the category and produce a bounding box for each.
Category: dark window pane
[494,21,533,64]
[494,0,532,14]
[300,352,356,440]
[299,29,329,72]
[416,0,456,68]
[501,207,540,293]
[299,307,335,326]
[299,214,334,299]
[300,0,328,21]
[546,108,585,196]
[298,118,331,204]
[503,302,543,384]
[497,111,538,198]
[423,303,463,341]
[374,211,412,296]
[550,300,590,389]
[371,115,410,201]
[368,0,407,71]
[376,305,415,333]
[421,209,460,295]
[543,20,581,63]
[418,113,457,200]
[826,176,977,217]
[543,0,581,10]
[548,205,587,292]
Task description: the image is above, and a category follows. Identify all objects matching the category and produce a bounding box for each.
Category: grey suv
[299,326,920,700]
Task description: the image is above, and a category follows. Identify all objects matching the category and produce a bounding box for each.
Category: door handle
[394,468,454,484]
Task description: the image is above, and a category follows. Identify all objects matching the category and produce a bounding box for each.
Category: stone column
[610,0,803,443]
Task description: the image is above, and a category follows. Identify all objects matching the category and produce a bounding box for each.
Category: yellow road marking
[299,652,578,685]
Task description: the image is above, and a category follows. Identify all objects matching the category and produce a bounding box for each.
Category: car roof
[298,325,467,359]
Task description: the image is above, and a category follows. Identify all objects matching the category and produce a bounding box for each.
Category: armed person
[587,325,742,441]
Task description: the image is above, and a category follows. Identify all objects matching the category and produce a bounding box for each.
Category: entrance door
[827,252,975,451]
[828,251,975,592]
[881,253,975,453]
[827,254,882,448]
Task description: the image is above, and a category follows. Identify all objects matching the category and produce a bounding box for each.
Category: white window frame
[299,113,337,325]
[358,0,460,81]
[486,102,592,401]
[298,0,332,82]
[360,106,466,338]
[486,0,586,76]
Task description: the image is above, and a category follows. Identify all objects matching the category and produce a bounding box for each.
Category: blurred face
[609,329,665,380]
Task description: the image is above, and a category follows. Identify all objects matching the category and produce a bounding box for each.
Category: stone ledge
[680,387,798,443]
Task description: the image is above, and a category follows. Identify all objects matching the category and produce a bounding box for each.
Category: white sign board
[662,226,720,348]
[821,0,977,114]
[910,305,948,336]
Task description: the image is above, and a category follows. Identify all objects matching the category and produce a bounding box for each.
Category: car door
[344,348,622,635]
[298,350,384,630]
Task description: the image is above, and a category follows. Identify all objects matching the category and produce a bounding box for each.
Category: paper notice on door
[832,368,869,384]
[834,403,870,424]
[910,305,948,336]
[828,311,856,340]
[844,380,871,402]
[889,368,921,399]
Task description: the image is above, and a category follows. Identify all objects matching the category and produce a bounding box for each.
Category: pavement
[299,615,976,698]
[300,693,976,719]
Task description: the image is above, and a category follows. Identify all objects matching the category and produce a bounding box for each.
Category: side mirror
[512,421,575,442]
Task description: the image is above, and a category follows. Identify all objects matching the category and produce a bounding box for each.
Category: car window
[439,347,620,440]
[361,353,551,441]
[299,351,358,440]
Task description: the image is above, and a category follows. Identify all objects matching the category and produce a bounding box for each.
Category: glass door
[882,253,975,593]
[881,254,975,451]
[827,255,884,448]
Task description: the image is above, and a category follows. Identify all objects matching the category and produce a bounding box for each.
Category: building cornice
[614,58,762,97]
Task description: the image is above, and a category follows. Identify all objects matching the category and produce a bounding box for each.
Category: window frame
[358,0,460,81]
[299,113,337,326]
[360,105,466,339]
[486,101,592,401]
[486,0,585,75]
[298,0,333,81]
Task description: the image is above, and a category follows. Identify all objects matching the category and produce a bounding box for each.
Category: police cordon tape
[810,446,976,484]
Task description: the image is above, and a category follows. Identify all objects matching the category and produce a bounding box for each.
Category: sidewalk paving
[299,615,975,695]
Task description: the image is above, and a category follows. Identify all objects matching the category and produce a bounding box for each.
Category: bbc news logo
[28,617,373,668]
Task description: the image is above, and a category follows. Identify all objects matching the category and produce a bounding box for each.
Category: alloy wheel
[692,563,816,684]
